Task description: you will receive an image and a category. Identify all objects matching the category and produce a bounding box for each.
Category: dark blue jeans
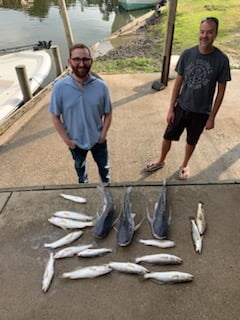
[70,140,110,183]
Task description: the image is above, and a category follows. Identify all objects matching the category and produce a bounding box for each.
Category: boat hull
[0,49,51,125]
[118,0,159,11]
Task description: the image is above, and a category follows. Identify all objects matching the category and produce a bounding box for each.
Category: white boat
[118,0,160,11]
[0,48,52,125]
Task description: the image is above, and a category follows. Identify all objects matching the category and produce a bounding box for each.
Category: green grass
[93,0,240,73]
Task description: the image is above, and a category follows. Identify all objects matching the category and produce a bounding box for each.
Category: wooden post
[51,45,64,76]
[152,0,178,91]
[15,65,33,102]
[58,0,74,50]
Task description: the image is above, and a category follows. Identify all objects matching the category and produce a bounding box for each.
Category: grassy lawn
[93,0,240,73]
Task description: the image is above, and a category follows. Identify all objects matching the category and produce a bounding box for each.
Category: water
[0,0,150,84]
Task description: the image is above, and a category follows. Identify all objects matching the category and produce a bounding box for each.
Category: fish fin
[146,207,152,223]
[92,240,98,248]
[135,216,145,231]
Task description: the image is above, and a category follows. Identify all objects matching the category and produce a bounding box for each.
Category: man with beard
[49,43,112,183]
[146,17,231,179]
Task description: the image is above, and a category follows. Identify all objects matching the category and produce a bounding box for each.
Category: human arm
[51,114,76,149]
[98,112,112,144]
[205,82,227,130]
[167,74,183,124]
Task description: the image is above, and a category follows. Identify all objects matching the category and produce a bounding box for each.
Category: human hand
[167,110,175,124]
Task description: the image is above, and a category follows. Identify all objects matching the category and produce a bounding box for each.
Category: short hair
[201,17,219,32]
[69,43,91,58]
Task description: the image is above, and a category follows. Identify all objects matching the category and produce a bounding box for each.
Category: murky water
[0,0,149,84]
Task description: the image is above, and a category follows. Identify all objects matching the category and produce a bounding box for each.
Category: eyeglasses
[201,17,219,29]
[71,57,92,64]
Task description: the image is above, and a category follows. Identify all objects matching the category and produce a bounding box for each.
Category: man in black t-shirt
[146,17,231,179]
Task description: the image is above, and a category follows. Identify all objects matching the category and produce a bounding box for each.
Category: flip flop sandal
[146,162,165,172]
[178,166,189,180]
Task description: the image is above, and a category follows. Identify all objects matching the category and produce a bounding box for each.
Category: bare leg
[159,139,172,164]
[180,143,196,168]
[146,139,171,170]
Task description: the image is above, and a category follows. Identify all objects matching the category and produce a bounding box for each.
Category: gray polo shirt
[49,74,112,149]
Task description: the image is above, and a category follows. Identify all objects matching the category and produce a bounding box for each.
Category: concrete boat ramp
[0,71,240,319]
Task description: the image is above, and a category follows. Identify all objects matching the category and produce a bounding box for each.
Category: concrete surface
[0,70,240,320]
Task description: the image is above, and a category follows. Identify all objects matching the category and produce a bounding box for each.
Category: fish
[134,253,182,265]
[61,264,112,279]
[60,193,87,203]
[42,252,55,293]
[143,271,194,284]
[147,179,170,240]
[190,218,203,253]
[108,261,149,274]
[54,243,95,259]
[77,248,114,258]
[116,186,143,247]
[137,238,175,249]
[48,217,94,230]
[44,230,83,249]
[196,201,207,235]
[53,210,94,221]
[92,184,115,239]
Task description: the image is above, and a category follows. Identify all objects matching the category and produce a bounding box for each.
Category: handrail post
[51,45,64,76]
[15,65,33,102]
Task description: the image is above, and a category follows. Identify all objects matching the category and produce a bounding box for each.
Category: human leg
[91,141,110,183]
[69,146,88,183]
[178,111,208,180]
[146,139,171,172]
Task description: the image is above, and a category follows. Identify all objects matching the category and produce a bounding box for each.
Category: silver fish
[44,230,83,249]
[135,253,182,265]
[53,210,94,221]
[196,202,207,235]
[48,217,94,230]
[92,184,115,239]
[147,179,170,240]
[108,261,149,274]
[54,243,95,259]
[190,218,203,253]
[60,193,87,203]
[61,264,112,279]
[77,248,114,258]
[42,252,55,293]
[143,271,194,284]
[116,187,143,247]
[137,238,175,249]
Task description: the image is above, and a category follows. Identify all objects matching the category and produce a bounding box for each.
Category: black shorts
[163,104,209,145]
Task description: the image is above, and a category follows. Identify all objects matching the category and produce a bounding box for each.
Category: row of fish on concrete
[42,181,207,293]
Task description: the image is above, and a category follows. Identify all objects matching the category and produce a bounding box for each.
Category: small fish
[135,253,182,265]
[196,202,207,235]
[61,264,112,279]
[53,211,94,221]
[77,248,114,258]
[60,193,87,203]
[44,230,83,249]
[147,179,170,240]
[42,252,55,293]
[190,218,203,253]
[116,187,143,247]
[137,238,175,249]
[48,217,94,230]
[143,271,194,284]
[92,184,115,239]
[108,261,149,274]
[54,243,95,259]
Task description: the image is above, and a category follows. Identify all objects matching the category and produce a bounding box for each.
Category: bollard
[15,65,33,102]
[51,45,64,76]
